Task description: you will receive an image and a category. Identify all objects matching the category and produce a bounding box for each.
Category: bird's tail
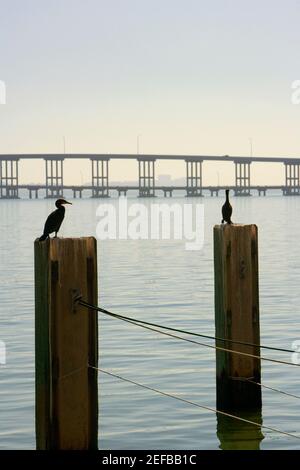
[39,234,48,242]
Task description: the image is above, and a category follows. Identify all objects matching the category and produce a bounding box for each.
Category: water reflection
[217,410,264,450]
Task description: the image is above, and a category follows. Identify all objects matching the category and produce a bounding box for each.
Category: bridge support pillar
[257,187,266,197]
[234,161,251,196]
[284,161,300,195]
[185,159,202,196]
[29,188,40,199]
[72,188,83,198]
[163,188,173,197]
[0,158,19,198]
[210,188,219,197]
[117,188,128,197]
[45,157,64,198]
[91,157,110,197]
[138,158,156,197]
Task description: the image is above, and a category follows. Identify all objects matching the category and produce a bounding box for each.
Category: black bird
[39,199,72,241]
[221,189,232,224]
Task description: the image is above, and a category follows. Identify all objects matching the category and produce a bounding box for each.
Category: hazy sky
[1,0,300,184]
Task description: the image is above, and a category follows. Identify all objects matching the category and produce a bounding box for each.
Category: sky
[0,0,300,184]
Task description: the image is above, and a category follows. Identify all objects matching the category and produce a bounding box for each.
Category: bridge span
[1,153,300,198]
[16,184,290,199]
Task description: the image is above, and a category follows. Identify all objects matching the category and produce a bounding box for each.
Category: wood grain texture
[214,224,261,411]
[34,237,98,449]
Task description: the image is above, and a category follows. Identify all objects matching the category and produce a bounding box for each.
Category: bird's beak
[64,201,72,205]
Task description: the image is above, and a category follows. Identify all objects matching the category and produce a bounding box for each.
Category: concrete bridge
[14,184,292,199]
[0,153,300,198]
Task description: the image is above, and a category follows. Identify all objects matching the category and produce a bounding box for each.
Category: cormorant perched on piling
[221,189,232,224]
[39,199,72,241]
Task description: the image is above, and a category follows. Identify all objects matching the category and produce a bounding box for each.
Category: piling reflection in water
[217,410,264,450]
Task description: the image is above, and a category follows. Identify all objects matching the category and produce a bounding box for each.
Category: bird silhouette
[221,189,232,224]
[39,198,72,241]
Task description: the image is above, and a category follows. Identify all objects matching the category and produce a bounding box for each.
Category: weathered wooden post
[217,411,264,450]
[214,224,261,411]
[34,237,98,449]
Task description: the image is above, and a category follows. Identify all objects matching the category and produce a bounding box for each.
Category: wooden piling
[217,410,264,450]
[34,237,98,450]
[214,224,261,411]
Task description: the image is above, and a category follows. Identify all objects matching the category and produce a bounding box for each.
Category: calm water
[1,195,300,450]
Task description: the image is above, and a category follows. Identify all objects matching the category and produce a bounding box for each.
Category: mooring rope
[55,336,300,401]
[232,377,300,401]
[78,299,294,354]
[78,300,300,367]
[90,365,300,441]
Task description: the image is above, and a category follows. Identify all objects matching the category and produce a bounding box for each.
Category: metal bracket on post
[71,289,82,314]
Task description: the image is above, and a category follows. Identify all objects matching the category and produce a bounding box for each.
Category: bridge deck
[0,154,300,163]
